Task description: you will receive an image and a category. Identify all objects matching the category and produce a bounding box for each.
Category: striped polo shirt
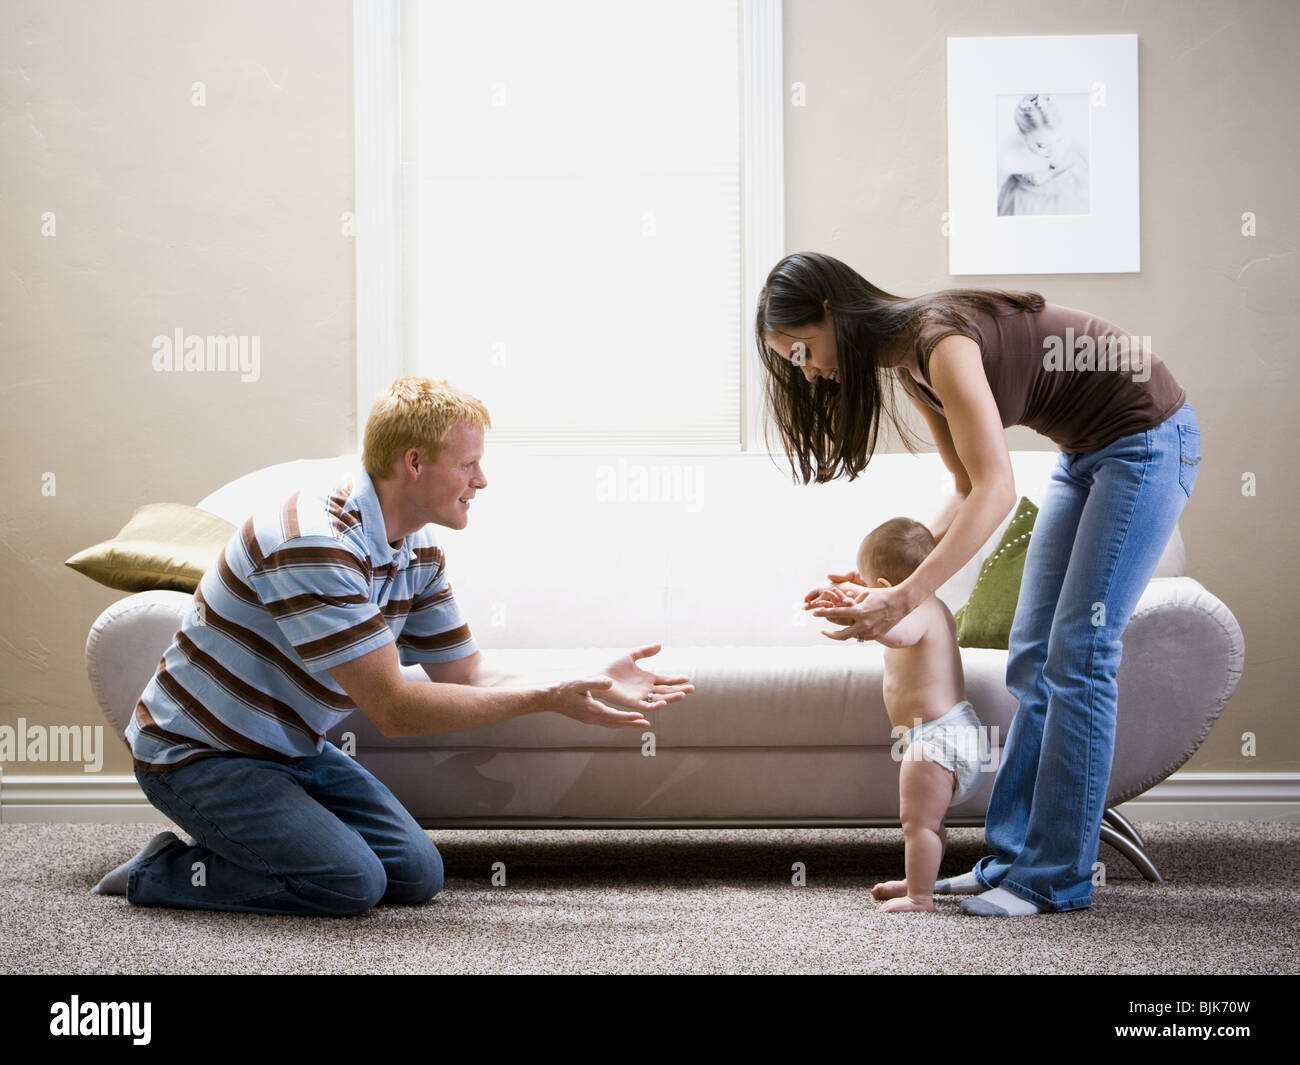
[127,464,477,770]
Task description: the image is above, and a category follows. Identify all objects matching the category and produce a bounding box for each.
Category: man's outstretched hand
[600,644,694,712]
[546,646,693,730]
[546,677,656,730]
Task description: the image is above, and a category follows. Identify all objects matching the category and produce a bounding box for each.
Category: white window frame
[354,0,784,454]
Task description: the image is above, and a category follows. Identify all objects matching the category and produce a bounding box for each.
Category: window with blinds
[398,0,744,447]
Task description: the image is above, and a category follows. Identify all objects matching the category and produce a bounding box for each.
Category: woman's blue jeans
[973,400,1201,911]
[130,742,443,916]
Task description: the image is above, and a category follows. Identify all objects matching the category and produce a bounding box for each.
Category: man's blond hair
[362,377,491,481]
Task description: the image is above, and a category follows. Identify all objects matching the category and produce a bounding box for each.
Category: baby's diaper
[903,700,986,806]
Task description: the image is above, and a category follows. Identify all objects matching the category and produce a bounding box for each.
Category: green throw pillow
[65,503,237,593]
[953,496,1038,649]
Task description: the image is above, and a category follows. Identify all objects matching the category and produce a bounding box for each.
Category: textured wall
[1,0,356,776]
[1,0,1295,780]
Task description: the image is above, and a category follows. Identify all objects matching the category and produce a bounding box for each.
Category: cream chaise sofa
[85,449,1245,880]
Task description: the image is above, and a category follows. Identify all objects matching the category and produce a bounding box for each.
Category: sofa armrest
[1107,577,1245,806]
[85,590,193,741]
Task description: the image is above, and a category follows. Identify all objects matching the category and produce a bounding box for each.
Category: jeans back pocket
[1178,423,1201,497]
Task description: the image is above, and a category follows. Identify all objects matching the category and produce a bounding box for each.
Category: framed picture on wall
[946,34,1139,275]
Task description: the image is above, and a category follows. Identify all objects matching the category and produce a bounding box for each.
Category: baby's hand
[807,586,860,609]
[803,571,869,611]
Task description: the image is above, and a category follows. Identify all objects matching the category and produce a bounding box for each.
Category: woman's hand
[598,644,694,712]
[812,584,912,642]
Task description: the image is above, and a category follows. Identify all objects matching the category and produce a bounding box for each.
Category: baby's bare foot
[880,896,936,913]
[870,879,909,900]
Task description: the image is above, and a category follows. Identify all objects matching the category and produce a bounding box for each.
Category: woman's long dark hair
[755,251,1044,484]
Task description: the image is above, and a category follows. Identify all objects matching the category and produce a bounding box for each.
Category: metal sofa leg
[1103,807,1146,849]
[1099,820,1164,883]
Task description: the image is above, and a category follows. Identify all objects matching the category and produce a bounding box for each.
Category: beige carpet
[1,821,1296,974]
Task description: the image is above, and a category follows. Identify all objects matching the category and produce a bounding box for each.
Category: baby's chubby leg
[875,753,955,912]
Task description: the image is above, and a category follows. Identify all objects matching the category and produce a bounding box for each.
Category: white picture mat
[947,34,1140,275]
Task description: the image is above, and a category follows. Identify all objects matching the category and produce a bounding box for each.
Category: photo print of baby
[995,92,1092,217]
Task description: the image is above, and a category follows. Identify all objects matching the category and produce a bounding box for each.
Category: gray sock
[934,870,983,895]
[92,831,181,896]
[960,886,1044,916]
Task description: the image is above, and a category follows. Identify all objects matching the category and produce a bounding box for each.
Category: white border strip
[2,772,1296,824]
[354,0,405,449]
[740,0,785,450]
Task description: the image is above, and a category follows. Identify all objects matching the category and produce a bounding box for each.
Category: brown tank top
[895,302,1187,453]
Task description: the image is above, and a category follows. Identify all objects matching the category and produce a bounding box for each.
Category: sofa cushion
[197,456,356,525]
[188,450,1184,651]
[326,645,1020,751]
[954,496,1038,649]
[65,504,236,594]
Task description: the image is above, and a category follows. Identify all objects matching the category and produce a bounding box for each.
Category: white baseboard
[0,772,171,824]
[1115,772,1300,822]
[1,770,1297,825]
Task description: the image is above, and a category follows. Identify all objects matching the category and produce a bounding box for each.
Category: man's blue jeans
[130,742,443,916]
[974,400,1201,911]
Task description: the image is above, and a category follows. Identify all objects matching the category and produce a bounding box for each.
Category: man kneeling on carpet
[807,517,985,912]
[93,376,694,916]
